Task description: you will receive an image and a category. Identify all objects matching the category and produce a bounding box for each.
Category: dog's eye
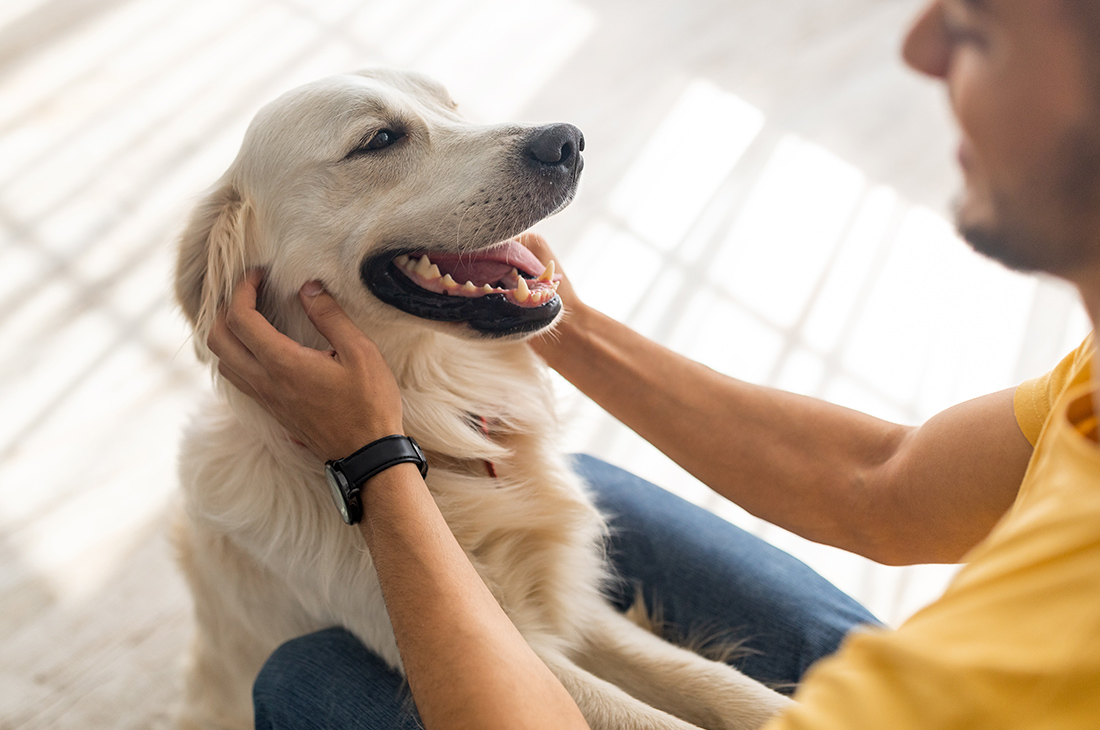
[349,129,403,157]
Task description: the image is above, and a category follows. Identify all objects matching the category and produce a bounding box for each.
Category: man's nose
[902,1,951,79]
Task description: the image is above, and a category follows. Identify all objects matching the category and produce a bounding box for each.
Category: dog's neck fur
[221,294,554,472]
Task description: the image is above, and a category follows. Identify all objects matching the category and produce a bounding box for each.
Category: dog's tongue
[423,240,546,286]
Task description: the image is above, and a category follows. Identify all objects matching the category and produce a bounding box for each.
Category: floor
[0,0,1088,727]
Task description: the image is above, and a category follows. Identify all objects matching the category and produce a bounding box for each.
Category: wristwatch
[324,435,428,525]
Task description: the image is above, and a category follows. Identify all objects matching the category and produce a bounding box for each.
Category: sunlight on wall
[609,79,765,251]
[569,80,765,325]
[712,134,865,329]
[838,207,1036,420]
[800,186,899,359]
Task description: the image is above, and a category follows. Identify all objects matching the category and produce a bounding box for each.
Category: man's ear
[174,183,254,362]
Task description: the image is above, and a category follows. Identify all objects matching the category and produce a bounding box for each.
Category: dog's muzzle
[362,123,583,337]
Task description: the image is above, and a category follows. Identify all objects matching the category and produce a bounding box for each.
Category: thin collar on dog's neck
[474,414,498,479]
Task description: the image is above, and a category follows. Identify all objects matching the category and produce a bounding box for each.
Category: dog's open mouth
[361,239,564,336]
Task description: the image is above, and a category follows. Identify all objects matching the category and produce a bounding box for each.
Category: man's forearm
[358,464,590,730]
[537,305,912,560]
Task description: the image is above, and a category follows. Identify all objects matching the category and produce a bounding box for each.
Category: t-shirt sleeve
[1013,334,1094,446]
[759,333,1100,730]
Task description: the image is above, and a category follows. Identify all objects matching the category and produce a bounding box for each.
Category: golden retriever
[173,68,791,730]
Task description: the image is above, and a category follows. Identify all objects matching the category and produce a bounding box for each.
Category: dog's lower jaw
[361,255,563,338]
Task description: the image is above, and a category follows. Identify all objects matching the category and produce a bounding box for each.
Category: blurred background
[0,0,1089,726]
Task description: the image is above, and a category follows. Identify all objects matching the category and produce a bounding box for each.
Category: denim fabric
[254,627,421,730]
[253,454,880,729]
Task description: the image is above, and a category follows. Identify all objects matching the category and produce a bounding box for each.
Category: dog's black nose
[525,123,584,169]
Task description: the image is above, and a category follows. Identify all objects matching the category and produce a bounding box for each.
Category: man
[209,0,1100,727]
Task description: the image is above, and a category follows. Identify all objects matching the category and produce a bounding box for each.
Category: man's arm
[210,273,591,730]
[359,464,591,730]
[524,235,1033,565]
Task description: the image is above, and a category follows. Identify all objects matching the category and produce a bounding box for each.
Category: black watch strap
[325,435,428,526]
[339,435,428,487]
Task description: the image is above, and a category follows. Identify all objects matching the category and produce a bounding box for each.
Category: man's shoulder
[1014,333,1094,446]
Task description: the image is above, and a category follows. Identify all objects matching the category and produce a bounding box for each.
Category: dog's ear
[175,183,254,362]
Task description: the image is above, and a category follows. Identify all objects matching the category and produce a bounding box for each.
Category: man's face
[904,0,1100,276]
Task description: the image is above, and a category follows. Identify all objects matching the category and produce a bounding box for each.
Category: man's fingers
[223,269,264,329]
[516,231,581,310]
[217,359,267,407]
[208,310,264,380]
[517,232,552,265]
[224,270,303,369]
[299,282,372,356]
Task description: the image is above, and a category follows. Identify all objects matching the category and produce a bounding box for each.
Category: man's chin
[956,209,1095,276]
[957,222,1045,274]
[952,194,1019,269]
[953,123,1100,277]
[954,186,1063,273]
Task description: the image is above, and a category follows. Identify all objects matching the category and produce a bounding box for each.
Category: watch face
[325,464,353,525]
[409,437,428,477]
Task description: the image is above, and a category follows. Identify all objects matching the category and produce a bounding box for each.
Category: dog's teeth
[427,264,442,280]
[551,280,560,291]
[395,254,410,269]
[441,274,457,289]
[516,276,530,302]
[415,256,433,276]
[538,260,555,283]
[481,284,494,293]
[463,281,478,293]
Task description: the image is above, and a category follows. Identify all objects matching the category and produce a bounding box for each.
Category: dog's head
[176,68,583,360]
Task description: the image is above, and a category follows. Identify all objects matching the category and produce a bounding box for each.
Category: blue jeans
[253,455,880,729]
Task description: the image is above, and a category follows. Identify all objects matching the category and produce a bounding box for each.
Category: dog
[172,68,792,730]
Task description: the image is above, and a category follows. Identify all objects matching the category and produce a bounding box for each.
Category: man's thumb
[299,281,360,348]
[517,231,552,265]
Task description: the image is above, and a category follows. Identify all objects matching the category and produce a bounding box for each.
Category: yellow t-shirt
[767,336,1100,729]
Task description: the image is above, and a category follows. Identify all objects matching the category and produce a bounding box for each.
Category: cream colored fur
[173,68,792,730]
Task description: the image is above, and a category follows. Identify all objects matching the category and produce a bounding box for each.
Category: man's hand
[209,271,592,730]
[517,232,588,360]
[207,271,404,461]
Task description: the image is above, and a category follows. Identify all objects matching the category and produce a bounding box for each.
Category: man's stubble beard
[957,123,1100,277]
